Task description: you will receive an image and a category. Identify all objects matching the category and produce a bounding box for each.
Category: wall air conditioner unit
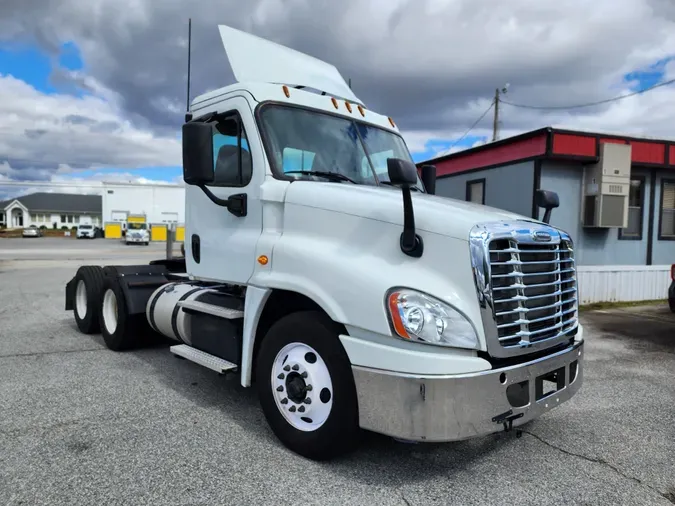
[581,142,631,228]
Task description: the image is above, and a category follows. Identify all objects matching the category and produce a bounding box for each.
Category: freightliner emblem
[532,230,552,242]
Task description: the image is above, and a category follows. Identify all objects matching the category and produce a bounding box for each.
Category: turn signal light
[258,255,269,266]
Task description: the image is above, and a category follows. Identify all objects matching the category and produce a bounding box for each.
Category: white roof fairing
[218,24,362,105]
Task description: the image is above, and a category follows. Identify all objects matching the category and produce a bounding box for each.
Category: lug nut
[276,386,284,392]
[292,365,299,371]
[305,385,313,391]
[300,371,308,378]
[298,406,305,413]
[289,406,296,412]
[277,373,285,380]
[280,398,288,404]
[304,398,311,404]
[283,365,290,372]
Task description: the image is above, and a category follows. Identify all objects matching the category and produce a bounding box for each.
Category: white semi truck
[64,25,583,460]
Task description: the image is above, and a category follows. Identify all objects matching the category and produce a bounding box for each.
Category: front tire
[256,311,360,460]
[73,266,105,334]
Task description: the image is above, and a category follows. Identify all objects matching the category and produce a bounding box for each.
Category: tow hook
[492,409,524,438]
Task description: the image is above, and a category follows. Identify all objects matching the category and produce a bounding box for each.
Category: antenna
[186,18,192,114]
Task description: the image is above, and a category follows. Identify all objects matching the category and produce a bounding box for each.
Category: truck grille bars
[470,222,579,359]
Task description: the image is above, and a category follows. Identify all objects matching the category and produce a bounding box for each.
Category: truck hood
[284,182,538,241]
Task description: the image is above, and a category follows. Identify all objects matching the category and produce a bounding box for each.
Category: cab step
[170,344,238,374]
[177,299,244,319]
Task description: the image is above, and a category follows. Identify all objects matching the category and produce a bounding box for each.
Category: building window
[659,179,675,240]
[466,179,486,205]
[60,214,66,223]
[619,176,645,240]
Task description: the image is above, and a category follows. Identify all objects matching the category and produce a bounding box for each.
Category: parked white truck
[64,25,583,460]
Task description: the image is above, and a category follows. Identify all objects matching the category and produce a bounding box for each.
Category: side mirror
[182,122,215,186]
[420,164,437,195]
[387,158,419,187]
[387,158,423,258]
[535,189,560,224]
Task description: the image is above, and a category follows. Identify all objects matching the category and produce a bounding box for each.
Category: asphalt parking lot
[1,238,674,506]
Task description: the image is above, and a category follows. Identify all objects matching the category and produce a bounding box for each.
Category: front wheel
[256,311,361,460]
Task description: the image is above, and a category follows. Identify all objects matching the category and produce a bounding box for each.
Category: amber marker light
[282,85,290,98]
[388,291,410,339]
[331,97,339,109]
[388,117,396,128]
[345,102,352,113]
[357,105,365,116]
[258,255,269,265]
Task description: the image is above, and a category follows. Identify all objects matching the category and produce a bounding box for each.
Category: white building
[0,193,102,229]
[101,181,185,225]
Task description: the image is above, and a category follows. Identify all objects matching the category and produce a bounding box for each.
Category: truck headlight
[386,289,479,349]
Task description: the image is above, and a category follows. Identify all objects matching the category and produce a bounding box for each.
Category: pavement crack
[523,430,674,503]
[398,490,413,506]
[0,347,104,359]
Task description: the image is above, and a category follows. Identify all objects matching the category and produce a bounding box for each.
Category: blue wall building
[419,127,675,303]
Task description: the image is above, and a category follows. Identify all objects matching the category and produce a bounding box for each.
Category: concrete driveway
[1,239,674,505]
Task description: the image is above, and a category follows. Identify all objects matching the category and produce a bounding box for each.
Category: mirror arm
[198,184,248,217]
[542,208,552,224]
[399,186,424,258]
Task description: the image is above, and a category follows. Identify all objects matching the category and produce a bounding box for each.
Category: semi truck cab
[64,24,583,460]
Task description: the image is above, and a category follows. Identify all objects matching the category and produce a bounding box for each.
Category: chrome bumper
[352,341,583,442]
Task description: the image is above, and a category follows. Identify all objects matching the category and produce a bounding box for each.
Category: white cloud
[0,74,181,176]
[1,0,675,172]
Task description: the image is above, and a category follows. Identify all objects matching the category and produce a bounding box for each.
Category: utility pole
[492,83,509,142]
[492,88,500,142]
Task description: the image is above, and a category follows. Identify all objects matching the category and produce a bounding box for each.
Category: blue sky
[0,38,672,181]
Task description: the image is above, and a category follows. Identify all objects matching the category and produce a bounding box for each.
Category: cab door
[185,96,264,284]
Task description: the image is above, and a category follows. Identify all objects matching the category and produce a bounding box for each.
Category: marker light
[345,102,352,113]
[331,97,339,109]
[388,117,396,128]
[258,255,269,265]
[357,105,365,116]
[282,85,290,98]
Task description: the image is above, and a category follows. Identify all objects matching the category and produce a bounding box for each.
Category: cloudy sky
[0,0,674,195]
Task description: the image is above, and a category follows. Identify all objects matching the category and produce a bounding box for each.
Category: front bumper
[126,236,147,243]
[352,340,584,442]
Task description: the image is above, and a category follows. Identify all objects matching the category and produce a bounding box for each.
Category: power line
[448,101,494,150]
[501,78,675,110]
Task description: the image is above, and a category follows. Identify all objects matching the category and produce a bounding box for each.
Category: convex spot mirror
[182,122,215,186]
[387,158,419,187]
[535,189,560,210]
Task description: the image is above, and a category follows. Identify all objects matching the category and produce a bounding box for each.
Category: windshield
[128,223,147,230]
[259,105,423,189]
[79,225,92,230]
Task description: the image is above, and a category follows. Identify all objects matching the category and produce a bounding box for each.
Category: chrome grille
[488,238,578,348]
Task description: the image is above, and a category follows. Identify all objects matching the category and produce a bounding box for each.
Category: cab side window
[211,113,252,187]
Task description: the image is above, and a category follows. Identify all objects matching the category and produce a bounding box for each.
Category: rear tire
[73,266,105,334]
[98,275,151,351]
[256,310,360,461]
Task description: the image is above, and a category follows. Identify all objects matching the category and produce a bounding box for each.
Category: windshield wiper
[285,170,357,184]
[379,181,424,192]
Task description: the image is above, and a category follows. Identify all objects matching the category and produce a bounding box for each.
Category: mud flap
[65,276,76,311]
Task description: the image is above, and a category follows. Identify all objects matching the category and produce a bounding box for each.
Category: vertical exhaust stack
[185,18,193,123]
